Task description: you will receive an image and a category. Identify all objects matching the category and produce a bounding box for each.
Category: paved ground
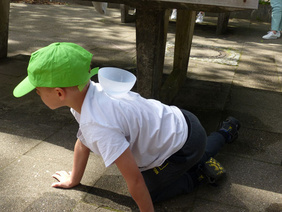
[0,3,282,212]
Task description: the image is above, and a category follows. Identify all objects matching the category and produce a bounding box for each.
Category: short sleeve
[81,122,130,167]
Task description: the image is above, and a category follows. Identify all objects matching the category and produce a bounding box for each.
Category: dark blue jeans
[141,110,226,203]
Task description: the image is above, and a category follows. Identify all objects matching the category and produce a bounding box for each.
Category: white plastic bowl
[98,67,136,96]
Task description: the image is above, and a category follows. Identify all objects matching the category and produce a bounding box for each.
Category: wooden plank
[0,0,10,59]
[160,10,196,103]
[135,7,169,99]
[146,0,259,10]
[89,0,259,10]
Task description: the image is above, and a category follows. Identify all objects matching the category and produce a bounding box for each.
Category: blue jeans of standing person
[271,0,282,32]
[141,110,227,203]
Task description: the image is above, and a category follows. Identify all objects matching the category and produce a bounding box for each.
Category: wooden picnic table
[91,0,258,103]
[0,0,258,103]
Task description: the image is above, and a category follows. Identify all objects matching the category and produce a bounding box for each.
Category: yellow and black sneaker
[219,116,241,143]
[197,157,226,184]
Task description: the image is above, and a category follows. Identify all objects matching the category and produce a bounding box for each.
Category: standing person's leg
[280,16,282,33]
[278,0,282,32]
[263,0,282,39]
[271,0,282,32]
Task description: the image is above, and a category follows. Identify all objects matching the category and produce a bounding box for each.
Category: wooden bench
[120,5,232,35]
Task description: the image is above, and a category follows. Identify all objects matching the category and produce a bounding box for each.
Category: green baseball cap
[13,42,99,98]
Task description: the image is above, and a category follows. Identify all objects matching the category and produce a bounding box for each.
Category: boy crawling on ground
[13,42,241,212]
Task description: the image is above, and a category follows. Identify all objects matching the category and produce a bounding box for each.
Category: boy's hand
[52,139,90,189]
[52,171,78,188]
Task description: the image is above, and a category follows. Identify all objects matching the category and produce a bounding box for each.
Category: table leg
[216,12,230,35]
[0,0,10,59]
[160,10,196,103]
[135,7,169,99]
[120,4,136,23]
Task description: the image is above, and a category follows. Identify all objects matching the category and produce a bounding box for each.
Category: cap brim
[13,76,36,98]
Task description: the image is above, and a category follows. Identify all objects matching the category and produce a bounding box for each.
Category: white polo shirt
[71,81,188,171]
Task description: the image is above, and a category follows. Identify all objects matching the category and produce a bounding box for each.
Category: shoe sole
[263,37,278,40]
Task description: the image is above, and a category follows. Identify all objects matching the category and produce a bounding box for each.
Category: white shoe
[170,9,177,20]
[196,12,204,23]
[262,31,280,39]
[267,31,280,37]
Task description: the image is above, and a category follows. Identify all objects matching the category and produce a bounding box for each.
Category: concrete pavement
[0,3,282,211]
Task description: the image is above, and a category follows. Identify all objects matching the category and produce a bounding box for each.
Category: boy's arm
[115,147,154,212]
[52,139,90,188]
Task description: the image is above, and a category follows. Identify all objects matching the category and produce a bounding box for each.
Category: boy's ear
[54,88,66,100]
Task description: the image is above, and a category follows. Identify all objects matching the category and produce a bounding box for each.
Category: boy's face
[36,87,63,110]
